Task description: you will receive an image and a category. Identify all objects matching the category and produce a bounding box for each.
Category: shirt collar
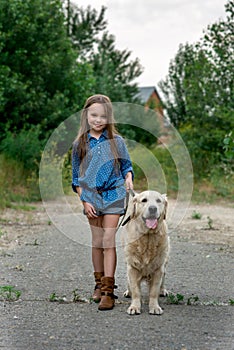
[87,129,108,141]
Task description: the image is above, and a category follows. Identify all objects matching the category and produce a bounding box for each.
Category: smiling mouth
[143,216,158,229]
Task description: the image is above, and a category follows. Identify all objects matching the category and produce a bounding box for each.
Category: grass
[191,210,202,219]
[0,150,233,209]
[49,292,67,303]
[49,290,90,303]
[167,292,185,305]
[0,285,21,301]
[6,203,37,211]
[192,176,234,204]
[0,154,40,209]
[166,292,234,307]
[207,216,215,230]
[0,228,5,238]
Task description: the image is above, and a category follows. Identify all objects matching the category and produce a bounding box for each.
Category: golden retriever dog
[123,190,170,315]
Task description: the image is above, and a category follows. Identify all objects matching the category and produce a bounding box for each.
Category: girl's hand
[125,172,134,191]
[83,202,98,219]
[76,186,82,197]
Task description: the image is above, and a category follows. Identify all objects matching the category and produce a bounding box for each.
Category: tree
[90,32,142,102]
[202,0,234,108]
[0,0,94,139]
[0,0,145,170]
[66,4,143,103]
[158,43,196,129]
[159,0,234,175]
[67,3,107,55]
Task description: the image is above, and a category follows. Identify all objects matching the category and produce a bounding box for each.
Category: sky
[72,0,227,88]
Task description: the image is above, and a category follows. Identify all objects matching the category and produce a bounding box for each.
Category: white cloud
[72,0,227,85]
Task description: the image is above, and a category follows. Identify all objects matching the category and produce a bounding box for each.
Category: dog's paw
[149,305,163,315]
[160,288,169,297]
[124,290,131,298]
[127,304,141,315]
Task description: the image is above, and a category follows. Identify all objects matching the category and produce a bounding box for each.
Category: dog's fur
[123,190,170,315]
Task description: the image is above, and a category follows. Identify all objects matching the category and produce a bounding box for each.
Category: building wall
[145,91,170,144]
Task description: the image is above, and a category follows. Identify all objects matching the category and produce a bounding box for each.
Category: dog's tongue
[146,218,158,229]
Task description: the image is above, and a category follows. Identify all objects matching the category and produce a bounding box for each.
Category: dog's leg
[148,268,164,315]
[160,240,170,297]
[126,266,142,315]
[123,281,131,298]
[160,266,168,297]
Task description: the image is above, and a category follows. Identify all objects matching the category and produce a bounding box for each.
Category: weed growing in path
[191,211,202,220]
[49,292,67,303]
[49,290,90,304]
[0,285,21,301]
[166,292,232,307]
[207,216,214,230]
[167,292,184,304]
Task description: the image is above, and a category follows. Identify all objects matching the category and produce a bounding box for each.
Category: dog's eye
[156,199,162,203]
[141,198,147,203]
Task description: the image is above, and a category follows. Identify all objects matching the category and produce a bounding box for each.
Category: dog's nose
[148,206,157,215]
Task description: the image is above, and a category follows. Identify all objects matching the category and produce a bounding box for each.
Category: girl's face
[87,103,108,135]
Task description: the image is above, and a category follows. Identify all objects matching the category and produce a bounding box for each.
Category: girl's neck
[89,128,105,139]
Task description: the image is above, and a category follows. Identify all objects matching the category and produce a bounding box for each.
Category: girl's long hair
[74,94,120,174]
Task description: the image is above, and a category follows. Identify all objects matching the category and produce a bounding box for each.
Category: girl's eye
[91,115,107,119]
[141,198,147,203]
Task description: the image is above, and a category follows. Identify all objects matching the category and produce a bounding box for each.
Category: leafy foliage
[90,32,142,102]
[67,4,143,103]
[0,0,94,139]
[67,4,108,54]
[159,0,234,177]
[0,125,44,169]
[0,285,21,301]
[0,0,144,181]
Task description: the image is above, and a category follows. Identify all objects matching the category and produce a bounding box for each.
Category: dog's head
[129,190,167,230]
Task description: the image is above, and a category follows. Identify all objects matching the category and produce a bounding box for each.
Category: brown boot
[98,276,115,311]
[92,272,104,303]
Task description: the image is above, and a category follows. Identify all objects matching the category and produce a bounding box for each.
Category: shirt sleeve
[71,141,80,193]
[117,137,134,180]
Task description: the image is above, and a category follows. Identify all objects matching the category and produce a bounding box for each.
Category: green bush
[0,154,27,207]
[128,145,178,195]
[0,154,40,208]
[0,125,45,170]
[152,147,179,195]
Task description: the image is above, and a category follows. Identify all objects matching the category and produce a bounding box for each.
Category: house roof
[136,86,161,104]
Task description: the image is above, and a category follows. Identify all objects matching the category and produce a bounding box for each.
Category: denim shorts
[83,198,125,216]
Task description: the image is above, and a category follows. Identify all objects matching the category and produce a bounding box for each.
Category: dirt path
[0,197,233,350]
[1,198,233,250]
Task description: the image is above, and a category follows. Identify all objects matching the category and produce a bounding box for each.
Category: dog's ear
[130,195,138,218]
[127,194,138,219]
[161,194,167,220]
[121,193,138,226]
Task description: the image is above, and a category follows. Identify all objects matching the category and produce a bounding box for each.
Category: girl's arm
[75,186,98,218]
[72,142,81,193]
[125,171,134,191]
[117,137,134,188]
[76,186,82,197]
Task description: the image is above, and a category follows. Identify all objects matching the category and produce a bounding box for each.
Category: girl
[72,94,134,310]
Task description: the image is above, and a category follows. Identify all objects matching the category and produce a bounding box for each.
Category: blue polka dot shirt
[72,129,134,211]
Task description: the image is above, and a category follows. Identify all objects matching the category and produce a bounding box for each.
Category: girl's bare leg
[89,217,104,272]
[102,214,120,277]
